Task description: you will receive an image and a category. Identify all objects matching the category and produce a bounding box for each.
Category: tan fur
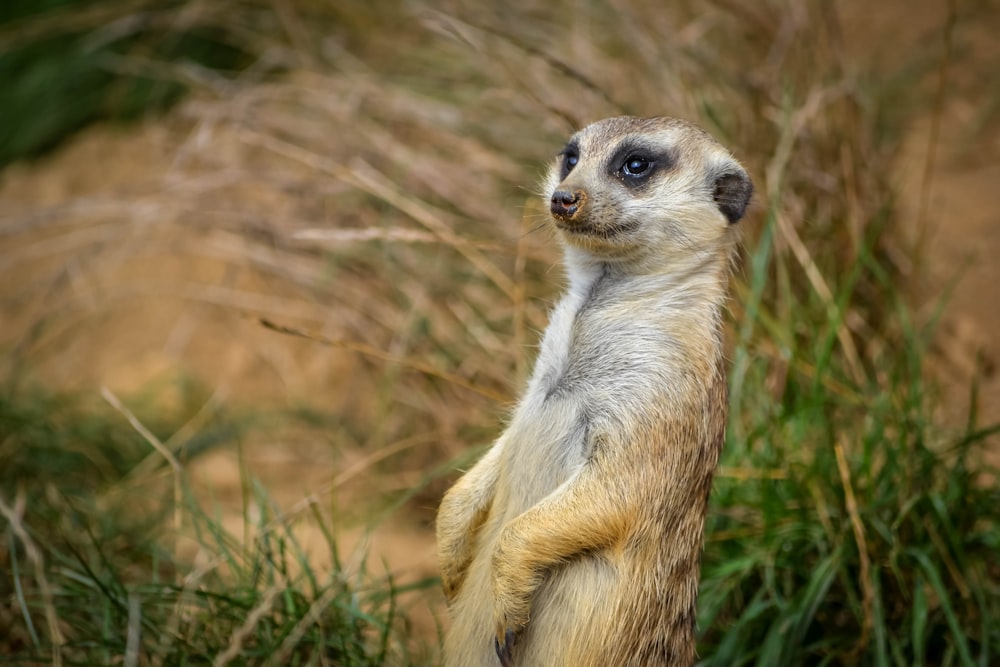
[437,116,752,667]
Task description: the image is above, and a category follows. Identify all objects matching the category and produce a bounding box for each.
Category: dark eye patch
[558,140,580,181]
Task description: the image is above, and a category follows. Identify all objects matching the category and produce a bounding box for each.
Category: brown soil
[840,0,1000,438]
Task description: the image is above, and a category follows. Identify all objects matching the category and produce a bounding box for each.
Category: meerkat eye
[563,152,579,172]
[622,155,652,177]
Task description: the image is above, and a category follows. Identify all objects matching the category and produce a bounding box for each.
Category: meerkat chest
[537,314,663,406]
[497,289,675,509]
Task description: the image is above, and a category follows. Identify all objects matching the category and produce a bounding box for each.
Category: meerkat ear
[712,170,753,224]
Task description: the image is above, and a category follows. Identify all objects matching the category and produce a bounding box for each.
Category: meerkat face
[545,116,753,263]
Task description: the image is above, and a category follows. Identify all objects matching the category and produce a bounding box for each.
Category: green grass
[699,216,1000,665]
[0,386,436,665]
[1,0,998,665]
[0,0,256,166]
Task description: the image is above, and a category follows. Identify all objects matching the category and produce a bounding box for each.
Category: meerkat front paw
[494,628,517,667]
[491,536,536,664]
[491,584,530,649]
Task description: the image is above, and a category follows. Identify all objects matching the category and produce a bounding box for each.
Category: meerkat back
[436,116,753,667]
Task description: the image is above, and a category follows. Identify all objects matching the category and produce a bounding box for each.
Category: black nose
[550,190,583,218]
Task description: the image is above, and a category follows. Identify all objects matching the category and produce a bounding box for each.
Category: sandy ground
[840,0,1000,436]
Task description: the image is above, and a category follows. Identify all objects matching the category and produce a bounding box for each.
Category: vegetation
[1,0,997,665]
[701,224,1000,665]
[0,0,256,166]
[0,387,436,665]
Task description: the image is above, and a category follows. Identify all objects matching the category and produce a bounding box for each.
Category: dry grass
[1,0,912,466]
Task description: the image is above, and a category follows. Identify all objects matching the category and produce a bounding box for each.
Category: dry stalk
[124,593,142,667]
[834,442,873,657]
[342,157,516,300]
[214,433,440,579]
[212,583,286,667]
[264,584,343,667]
[808,480,837,546]
[235,127,518,300]
[0,492,64,666]
[269,0,315,69]
[765,82,865,385]
[101,387,184,539]
[924,517,970,600]
[259,318,507,402]
[292,228,441,244]
[716,466,787,480]
[152,578,201,667]
[108,385,228,491]
[773,209,864,383]
[0,221,125,273]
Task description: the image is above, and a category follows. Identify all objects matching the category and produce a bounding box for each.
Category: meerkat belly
[493,393,588,517]
[446,392,620,667]
[492,309,665,520]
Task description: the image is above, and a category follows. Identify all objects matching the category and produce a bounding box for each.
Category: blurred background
[1,0,998,664]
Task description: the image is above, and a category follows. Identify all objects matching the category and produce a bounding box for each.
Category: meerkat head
[545,116,753,267]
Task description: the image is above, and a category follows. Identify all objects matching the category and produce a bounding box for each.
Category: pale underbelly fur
[443,388,619,667]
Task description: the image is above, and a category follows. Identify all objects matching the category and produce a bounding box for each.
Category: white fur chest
[494,265,681,517]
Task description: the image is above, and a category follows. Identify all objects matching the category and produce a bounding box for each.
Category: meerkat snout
[549,189,586,220]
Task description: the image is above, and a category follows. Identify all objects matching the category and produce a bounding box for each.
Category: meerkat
[436,116,753,667]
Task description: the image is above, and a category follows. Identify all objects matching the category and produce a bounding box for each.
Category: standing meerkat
[436,116,753,667]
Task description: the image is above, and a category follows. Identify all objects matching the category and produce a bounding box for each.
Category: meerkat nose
[550,189,585,219]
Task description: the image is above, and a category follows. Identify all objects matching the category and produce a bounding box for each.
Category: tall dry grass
[2,0,909,474]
